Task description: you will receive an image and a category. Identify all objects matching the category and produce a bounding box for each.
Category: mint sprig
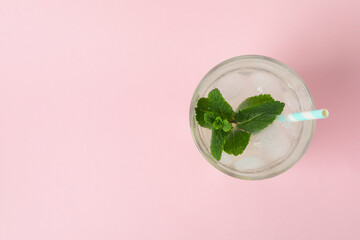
[195,89,285,160]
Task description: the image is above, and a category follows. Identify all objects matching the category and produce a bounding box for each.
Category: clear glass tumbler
[189,55,315,180]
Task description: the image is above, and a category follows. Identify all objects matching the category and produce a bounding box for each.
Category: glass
[189,55,315,180]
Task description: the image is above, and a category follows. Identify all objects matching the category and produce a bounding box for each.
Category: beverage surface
[198,68,303,172]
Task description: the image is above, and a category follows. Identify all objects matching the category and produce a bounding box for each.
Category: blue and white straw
[277,109,329,122]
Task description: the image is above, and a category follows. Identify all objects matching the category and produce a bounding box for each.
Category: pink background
[1,0,359,239]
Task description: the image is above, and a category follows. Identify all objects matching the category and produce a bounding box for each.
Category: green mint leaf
[224,128,251,156]
[195,89,234,128]
[213,117,224,130]
[204,113,232,132]
[222,119,232,132]
[236,94,274,111]
[210,129,230,160]
[204,112,216,125]
[208,89,235,121]
[195,98,213,129]
[235,100,285,133]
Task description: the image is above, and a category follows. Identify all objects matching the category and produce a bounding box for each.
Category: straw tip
[321,109,329,118]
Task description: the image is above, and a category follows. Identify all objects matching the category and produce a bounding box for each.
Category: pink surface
[0,0,359,239]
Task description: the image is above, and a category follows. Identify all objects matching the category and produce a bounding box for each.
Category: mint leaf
[222,119,232,132]
[213,117,224,130]
[208,89,235,121]
[210,129,230,160]
[195,89,234,128]
[235,100,285,133]
[204,112,216,125]
[224,128,251,156]
[236,94,274,111]
[195,98,212,129]
[204,113,232,132]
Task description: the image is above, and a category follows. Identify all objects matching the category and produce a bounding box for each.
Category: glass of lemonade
[189,55,315,180]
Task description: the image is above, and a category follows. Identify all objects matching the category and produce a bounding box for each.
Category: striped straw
[277,109,329,122]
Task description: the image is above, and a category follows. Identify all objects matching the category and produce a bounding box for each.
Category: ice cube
[281,121,302,140]
[234,156,266,171]
[283,91,300,113]
[219,153,235,166]
[213,72,246,100]
[251,122,291,161]
[250,71,272,90]
[250,71,285,99]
